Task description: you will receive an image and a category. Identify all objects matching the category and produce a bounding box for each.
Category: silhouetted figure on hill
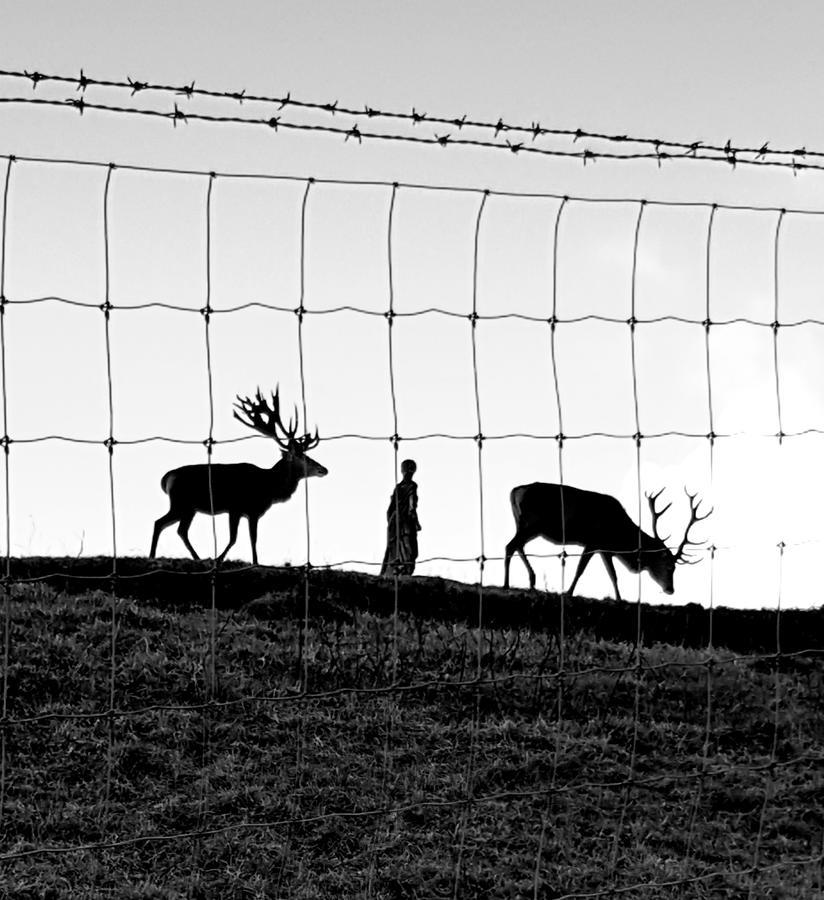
[380,459,421,576]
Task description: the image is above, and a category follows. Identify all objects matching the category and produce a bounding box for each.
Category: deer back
[163,463,283,517]
[511,482,650,554]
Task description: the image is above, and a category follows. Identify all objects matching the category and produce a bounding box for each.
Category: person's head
[400,459,417,479]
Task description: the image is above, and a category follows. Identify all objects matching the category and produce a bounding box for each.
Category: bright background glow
[2,1,824,609]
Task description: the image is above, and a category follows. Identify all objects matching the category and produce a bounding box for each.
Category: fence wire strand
[681,203,719,887]
[0,155,12,827]
[100,162,118,829]
[4,65,824,167]
[532,195,569,897]
[1,76,824,175]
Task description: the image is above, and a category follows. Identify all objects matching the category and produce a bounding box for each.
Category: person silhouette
[380,459,421,576]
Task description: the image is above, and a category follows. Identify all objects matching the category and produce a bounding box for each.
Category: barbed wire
[0,67,822,175]
[0,150,819,896]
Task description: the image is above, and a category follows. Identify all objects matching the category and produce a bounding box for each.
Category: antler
[674,488,713,564]
[233,387,320,453]
[298,428,320,452]
[646,488,672,544]
[234,387,295,450]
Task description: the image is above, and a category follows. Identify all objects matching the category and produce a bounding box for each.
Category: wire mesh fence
[0,150,821,897]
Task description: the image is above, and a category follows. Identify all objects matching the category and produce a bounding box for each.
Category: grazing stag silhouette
[150,388,328,564]
[503,483,710,600]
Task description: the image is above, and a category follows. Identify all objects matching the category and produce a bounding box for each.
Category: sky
[1,2,824,608]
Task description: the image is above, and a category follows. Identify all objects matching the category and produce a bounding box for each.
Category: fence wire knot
[103,437,117,454]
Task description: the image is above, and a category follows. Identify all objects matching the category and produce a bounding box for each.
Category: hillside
[6,555,823,654]
[0,560,821,897]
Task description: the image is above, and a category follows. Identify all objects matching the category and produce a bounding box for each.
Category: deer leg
[601,554,622,602]
[176,512,200,560]
[151,511,179,558]
[217,512,240,563]
[567,546,595,597]
[248,516,259,566]
[504,534,536,589]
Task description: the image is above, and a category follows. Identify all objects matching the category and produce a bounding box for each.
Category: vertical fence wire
[203,171,219,688]
[296,177,313,691]
[682,204,718,887]
[365,181,400,899]
[0,155,12,826]
[192,173,218,889]
[100,163,118,829]
[276,177,314,897]
[747,208,786,898]
[452,188,489,899]
[609,199,647,877]
[532,195,569,898]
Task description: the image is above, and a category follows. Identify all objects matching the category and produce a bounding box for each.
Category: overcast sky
[1,2,824,608]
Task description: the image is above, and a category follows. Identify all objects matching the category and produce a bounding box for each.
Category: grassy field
[0,560,821,898]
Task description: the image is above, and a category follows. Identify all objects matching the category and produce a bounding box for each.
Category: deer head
[645,488,712,594]
[233,387,327,478]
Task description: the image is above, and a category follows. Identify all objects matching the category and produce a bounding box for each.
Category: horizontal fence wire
[7,150,824,213]
[0,151,819,897]
[0,68,822,174]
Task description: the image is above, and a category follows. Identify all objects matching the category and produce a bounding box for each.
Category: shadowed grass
[0,568,821,898]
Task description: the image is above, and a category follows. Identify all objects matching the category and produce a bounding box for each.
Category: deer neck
[269,455,305,502]
[621,529,662,573]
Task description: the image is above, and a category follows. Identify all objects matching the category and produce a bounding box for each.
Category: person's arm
[411,483,421,530]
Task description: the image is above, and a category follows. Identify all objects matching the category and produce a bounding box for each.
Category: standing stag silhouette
[150,388,328,564]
